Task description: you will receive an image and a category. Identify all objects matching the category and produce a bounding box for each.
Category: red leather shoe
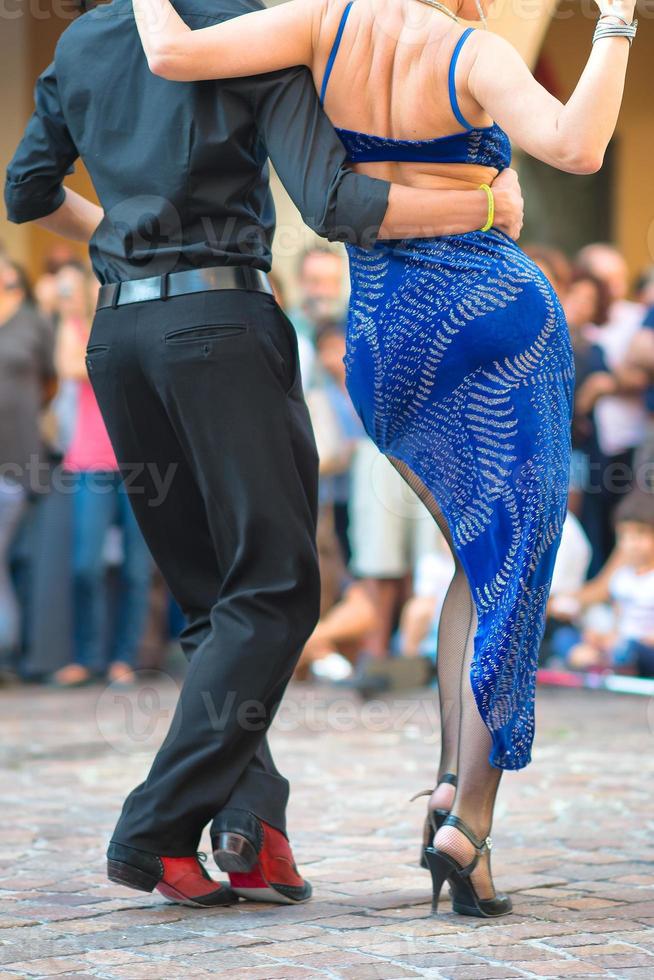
[107,842,235,907]
[211,809,312,904]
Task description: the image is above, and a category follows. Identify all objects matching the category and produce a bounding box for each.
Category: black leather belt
[97,266,273,310]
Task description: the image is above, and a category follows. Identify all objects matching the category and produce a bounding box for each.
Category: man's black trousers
[87,288,320,855]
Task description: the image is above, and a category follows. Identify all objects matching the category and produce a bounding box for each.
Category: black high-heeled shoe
[424,814,512,918]
[412,772,457,869]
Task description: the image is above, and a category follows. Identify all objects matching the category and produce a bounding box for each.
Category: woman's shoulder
[460,25,525,79]
[462,26,516,59]
[312,0,359,59]
[317,0,356,27]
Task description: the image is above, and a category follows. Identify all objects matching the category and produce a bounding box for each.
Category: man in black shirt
[5,0,522,908]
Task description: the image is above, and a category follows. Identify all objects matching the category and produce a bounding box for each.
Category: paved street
[0,676,653,979]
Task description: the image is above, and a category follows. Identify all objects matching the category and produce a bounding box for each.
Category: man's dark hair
[614,489,654,529]
[568,267,612,327]
[0,255,34,304]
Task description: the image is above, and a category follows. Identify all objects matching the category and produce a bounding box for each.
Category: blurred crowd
[0,244,170,688]
[1,238,654,692]
[278,241,654,690]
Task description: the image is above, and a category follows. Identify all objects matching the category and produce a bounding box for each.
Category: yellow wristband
[479,183,494,232]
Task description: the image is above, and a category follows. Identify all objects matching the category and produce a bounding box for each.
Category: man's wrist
[470,189,489,233]
[427,189,488,237]
[445,190,489,236]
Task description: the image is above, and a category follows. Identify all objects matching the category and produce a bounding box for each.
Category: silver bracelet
[593,18,638,45]
[599,12,631,26]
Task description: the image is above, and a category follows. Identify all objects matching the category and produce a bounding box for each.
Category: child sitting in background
[550,490,654,677]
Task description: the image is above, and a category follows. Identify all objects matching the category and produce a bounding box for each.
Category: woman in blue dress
[132,0,636,916]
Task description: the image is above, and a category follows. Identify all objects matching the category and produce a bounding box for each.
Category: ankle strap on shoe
[442,814,492,880]
[442,814,491,853]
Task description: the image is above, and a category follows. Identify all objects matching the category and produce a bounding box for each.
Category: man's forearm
[380,185,487,239]
[36,187,103,243]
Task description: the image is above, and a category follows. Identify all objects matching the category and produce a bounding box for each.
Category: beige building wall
[0,13,29,265]
[489,0,560,62]
[540,11,654,276]
[0,7,97,276]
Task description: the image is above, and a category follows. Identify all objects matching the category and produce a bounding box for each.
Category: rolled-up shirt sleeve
[253,66,389,249]
[5,59,78,224]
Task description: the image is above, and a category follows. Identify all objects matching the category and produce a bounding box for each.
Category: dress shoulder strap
[447,27,475,130]
[320,2,354,106]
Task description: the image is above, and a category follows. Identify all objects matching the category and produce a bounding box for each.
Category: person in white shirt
[575,244,648,574]
[551,489,654,676]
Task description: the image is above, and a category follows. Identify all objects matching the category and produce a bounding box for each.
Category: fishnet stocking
[388,456,502,900]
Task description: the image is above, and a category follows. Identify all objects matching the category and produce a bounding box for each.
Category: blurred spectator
[564,268,611,333]
[549,491,654,678]
[549,511,593,599]
[43,245,79,276]
[0,255,56,665]
[306,320,362,564]
[625,275,654,480]
[575,244,647,575]
[633,266,654,308]
[5,261,37,306]
[288,247,346,387]
[523,244,572,298]
[297,513,376,682]
[34,275,60,323]
[398,547,454,658]
[50,259,96,453]
[349,441,441,659]
[34,245,79,321]
[51,263,152,687]
[563,269,614,516]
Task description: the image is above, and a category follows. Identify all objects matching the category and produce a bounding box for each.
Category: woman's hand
[491,168,524,241]
[593,0,637,22]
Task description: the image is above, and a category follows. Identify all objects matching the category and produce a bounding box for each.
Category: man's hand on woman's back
[492,168,524,241]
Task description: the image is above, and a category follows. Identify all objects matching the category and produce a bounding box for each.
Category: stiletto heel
[412,772,457,869]
[423,846,459,911]
[428,814,512,918]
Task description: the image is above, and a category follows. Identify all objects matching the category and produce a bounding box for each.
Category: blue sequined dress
[323,8,575,769]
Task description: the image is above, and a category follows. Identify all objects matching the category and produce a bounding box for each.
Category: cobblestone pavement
[1,676,653,979]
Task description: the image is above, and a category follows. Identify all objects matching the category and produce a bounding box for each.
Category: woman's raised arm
[132,0,316,81]
[466,0,635,174]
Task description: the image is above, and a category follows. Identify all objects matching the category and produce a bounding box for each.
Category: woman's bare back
[311,0,496,188]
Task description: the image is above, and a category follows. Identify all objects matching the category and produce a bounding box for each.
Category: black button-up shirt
[5,0,390,285]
